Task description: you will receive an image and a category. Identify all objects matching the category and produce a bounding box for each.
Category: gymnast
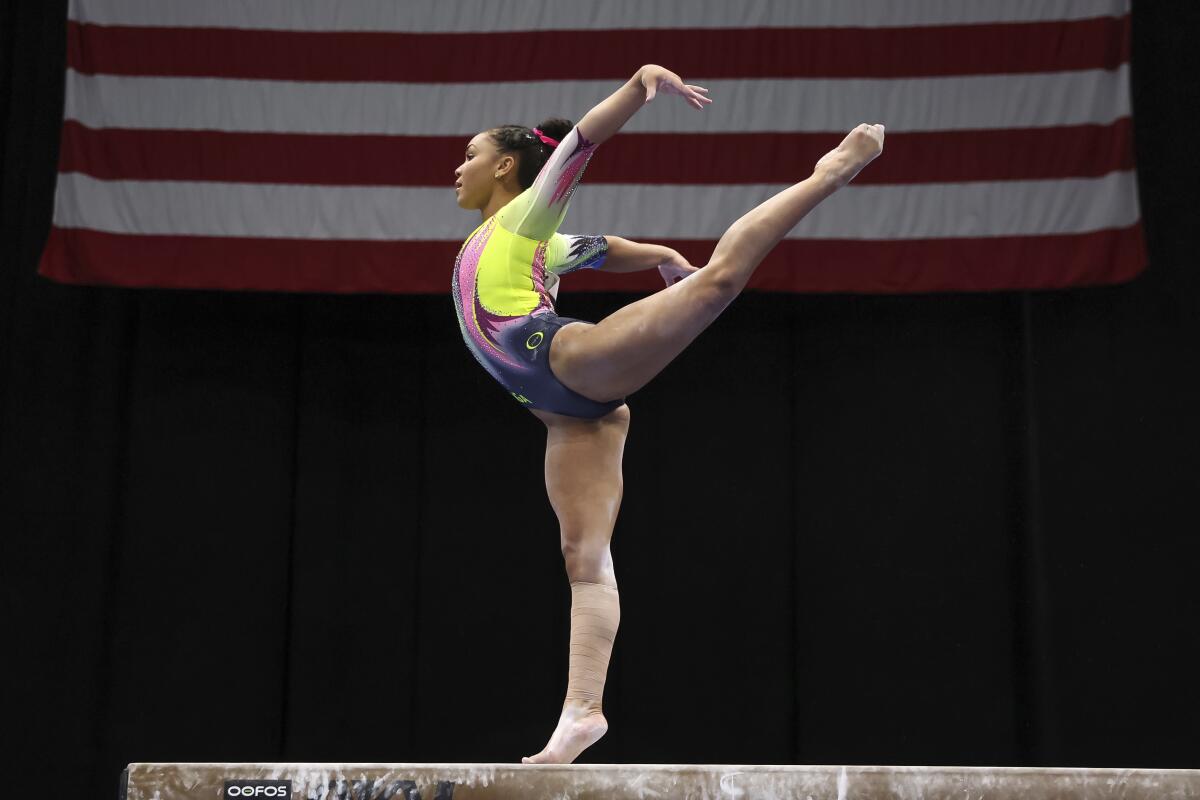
[450,64,884,764]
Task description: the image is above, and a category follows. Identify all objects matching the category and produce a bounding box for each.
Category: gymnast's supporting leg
[550,124,885,404]
[523,404,630,764]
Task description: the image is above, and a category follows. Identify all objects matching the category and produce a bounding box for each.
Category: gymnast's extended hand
[639,64,712,110]
[656,250,699,286]
[576,65,711,148]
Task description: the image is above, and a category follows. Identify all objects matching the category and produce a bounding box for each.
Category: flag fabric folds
[39,0,1144,294]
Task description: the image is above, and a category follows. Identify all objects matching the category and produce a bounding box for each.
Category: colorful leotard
[451,125,625,418]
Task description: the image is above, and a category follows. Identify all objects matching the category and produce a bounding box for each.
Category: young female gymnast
[451,64,884,764]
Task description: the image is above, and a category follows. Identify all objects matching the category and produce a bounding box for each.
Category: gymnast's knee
[603,403,631,430]
[697,255,745,301]
[561,538,615,584]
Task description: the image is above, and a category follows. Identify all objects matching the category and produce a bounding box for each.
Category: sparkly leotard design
[451,126,624,418]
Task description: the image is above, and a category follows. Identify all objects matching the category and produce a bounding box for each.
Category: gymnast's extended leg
[549,123,885,403]
[521,403,630,764]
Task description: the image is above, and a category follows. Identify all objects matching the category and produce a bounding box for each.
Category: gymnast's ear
[495,153,516,180]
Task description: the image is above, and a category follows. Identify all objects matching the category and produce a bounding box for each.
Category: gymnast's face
[454,131,515,210]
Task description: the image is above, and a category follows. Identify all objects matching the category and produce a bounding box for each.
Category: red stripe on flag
[39,224,1145,295]
[58,119,1135,185]
[66,16,1130,81]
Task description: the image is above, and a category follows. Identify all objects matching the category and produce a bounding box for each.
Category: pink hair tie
[531,128,560,148]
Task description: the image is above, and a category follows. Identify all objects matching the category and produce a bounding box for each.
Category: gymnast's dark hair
[488,117,573,191]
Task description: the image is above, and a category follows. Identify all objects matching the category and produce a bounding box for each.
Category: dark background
[2,4,1197,798]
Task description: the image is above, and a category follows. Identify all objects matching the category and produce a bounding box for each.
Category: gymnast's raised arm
[498,66,711,241]
[577,64,711,146]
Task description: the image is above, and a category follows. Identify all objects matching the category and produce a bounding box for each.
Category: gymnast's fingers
[686,86,713,108]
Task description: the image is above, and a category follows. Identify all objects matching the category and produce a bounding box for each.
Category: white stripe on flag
[64,66,1132,135]
[69,0,1130,32]
[53,172,1141,241]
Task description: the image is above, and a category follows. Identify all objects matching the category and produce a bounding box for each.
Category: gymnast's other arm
[601,235,699,285]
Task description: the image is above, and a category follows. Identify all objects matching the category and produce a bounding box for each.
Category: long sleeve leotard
[451,125,622,417]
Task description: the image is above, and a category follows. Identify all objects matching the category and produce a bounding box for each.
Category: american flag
[39,0,1143,294]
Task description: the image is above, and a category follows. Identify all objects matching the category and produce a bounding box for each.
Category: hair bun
[534,117,573,145]
[487,118,573,191]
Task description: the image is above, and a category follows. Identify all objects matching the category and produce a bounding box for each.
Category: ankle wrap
[565,580,620,705]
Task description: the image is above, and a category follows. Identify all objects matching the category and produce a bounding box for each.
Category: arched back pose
[451,64,884,764]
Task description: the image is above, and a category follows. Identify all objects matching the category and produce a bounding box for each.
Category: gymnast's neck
[481,185,520,223]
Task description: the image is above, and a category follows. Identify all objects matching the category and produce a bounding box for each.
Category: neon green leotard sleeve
[495,124,599,242]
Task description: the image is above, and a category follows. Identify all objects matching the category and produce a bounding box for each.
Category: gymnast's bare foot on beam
[521,701,609,764]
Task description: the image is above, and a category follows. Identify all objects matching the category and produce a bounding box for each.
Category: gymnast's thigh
[504,312,623,419]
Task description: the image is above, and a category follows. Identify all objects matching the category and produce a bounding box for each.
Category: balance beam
[120,763,1200,799]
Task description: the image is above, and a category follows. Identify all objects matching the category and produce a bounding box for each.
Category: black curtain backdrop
[3,5,1198,799]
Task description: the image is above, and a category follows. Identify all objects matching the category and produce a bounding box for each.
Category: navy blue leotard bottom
[499,310,625,419]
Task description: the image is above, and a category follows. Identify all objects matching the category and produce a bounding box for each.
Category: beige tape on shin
[565,580,620,706]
